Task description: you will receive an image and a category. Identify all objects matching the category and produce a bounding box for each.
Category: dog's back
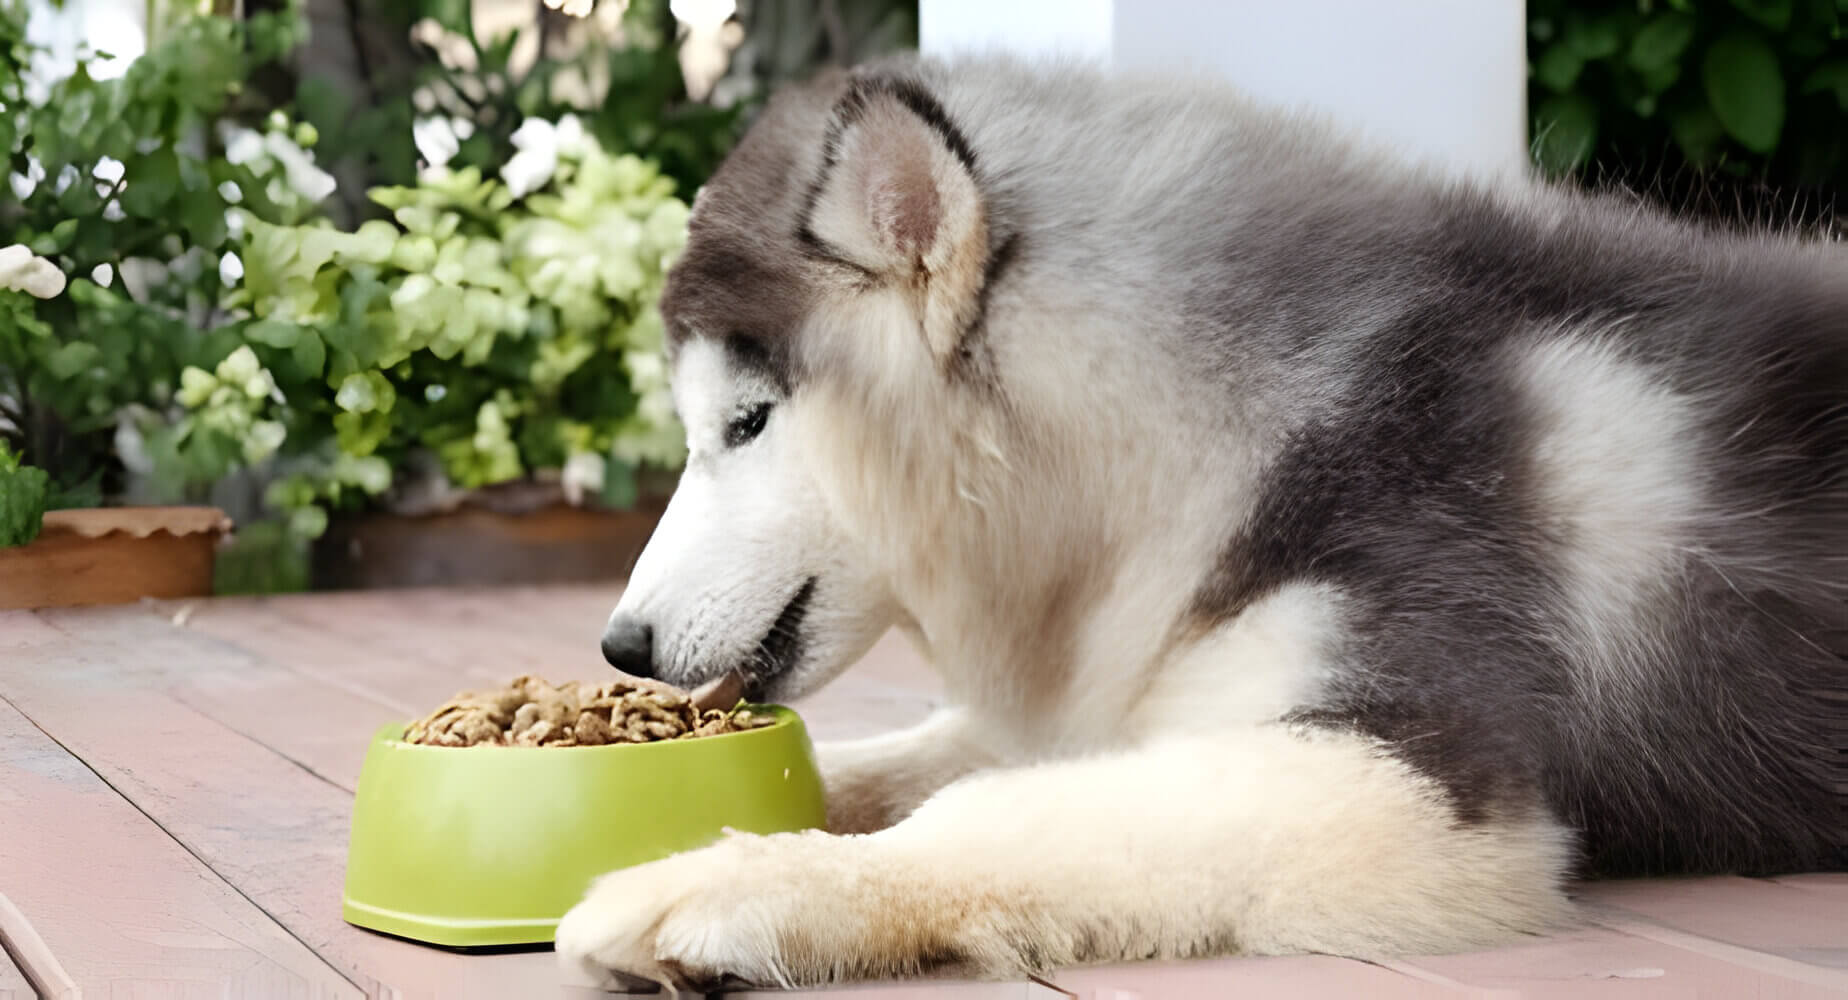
[914,54,1848,875]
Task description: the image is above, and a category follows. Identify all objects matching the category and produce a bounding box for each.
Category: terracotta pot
[0,507,233,610]
[310,498,667,590]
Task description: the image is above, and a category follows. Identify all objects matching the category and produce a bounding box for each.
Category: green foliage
[1529,0,1848,214]
[0,0,317,498]
[298,0,747,213]
[211,515,310,595]
[207,127,689,537]
[0,440,48,547]
[557,41,749,201]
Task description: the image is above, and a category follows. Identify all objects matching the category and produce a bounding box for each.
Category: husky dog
[555,52,1847,990]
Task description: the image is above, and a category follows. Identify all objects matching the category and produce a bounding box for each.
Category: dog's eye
[725,403,772,448]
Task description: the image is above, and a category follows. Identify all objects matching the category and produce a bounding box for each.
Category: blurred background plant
[260,0,915,227]
[1529,0,1848,235]
[1,0,312,512]
[1,0,915,594]
[212,124,691,542]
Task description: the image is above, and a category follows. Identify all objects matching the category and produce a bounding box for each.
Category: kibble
[401,674,773,747]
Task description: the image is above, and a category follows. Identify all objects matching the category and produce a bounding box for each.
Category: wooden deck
[1,585,1843,999]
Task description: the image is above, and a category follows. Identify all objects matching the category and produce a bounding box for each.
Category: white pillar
[920,0,1529,182]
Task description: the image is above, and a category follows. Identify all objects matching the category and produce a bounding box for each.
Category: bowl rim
[374,702,799,753]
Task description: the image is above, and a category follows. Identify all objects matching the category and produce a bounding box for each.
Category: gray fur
[663,50,1846,884]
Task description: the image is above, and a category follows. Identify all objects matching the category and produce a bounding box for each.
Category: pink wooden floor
[0,584,1843,999]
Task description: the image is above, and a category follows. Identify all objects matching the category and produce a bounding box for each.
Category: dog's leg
[555,725,1571,990]
[815,705,996,834]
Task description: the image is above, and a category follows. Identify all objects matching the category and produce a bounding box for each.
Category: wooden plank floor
[1,585,1843,999]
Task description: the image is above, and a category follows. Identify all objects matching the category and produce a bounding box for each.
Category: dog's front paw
[554,831,829,992]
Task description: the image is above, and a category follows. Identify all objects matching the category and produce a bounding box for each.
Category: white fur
[1516,334,1704,705]
[811,705,993,833]
[1122,583,1347,742]
[556,726,1571,990]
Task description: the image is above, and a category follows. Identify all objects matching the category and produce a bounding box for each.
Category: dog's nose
[601,616,655,677]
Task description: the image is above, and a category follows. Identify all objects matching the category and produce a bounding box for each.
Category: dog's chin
[743,658,837,704]
[740,665,797,705]
[676,576,822,704]
[667,655,805,705]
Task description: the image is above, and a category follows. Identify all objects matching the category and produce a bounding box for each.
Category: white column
[920,0,1529,182]
[920,0,1113,60]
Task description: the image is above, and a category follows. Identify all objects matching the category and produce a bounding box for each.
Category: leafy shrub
[200,119,690,538]
[295,0,748,217]
[0,440,47,546]
[0,0,314,500]
[1529,0,1848,228]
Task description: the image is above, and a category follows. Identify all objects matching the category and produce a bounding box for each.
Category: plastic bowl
[341,705,827,947]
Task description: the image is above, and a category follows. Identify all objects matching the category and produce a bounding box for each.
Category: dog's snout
[601,616,656,678]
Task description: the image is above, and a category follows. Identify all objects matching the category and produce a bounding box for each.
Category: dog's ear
[803,78,988,365]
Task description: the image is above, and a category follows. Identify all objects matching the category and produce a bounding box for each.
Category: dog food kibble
[401,674,773,747]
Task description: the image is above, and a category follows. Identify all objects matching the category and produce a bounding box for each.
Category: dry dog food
[402,673,771,747]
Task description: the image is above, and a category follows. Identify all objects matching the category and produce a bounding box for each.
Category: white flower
[561,450,606,505]
[0,244,67,299]
[219,251,244,287]
[82,8,144,80]
[502,118,560,198]
[92,156,125,185]
[224,124,337,203]
[543,0,595,17]
[102,200,125,222]
[263,131,337,203]
[9,156,44,200]
[670,0,736,29]
[554,114,594,158]
[224,126,265,166]
[412,116,461,170]
[217,180,242,204]
[90,262,113,287]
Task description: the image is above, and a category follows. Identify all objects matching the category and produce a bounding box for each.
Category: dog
[554,51,1847,991]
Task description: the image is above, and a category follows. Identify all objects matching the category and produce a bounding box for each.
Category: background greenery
[1529,0,1848,233]
[2,0,310,509]
[0,0,917,593]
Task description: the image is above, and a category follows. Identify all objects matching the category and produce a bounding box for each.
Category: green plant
[1529,0,1848,225]
[203,121,689,539]
[0,0,316,499]
[292,0,748,218]
[0,439,48,546]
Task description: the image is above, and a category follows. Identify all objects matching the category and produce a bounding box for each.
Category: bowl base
[342,896,562,948]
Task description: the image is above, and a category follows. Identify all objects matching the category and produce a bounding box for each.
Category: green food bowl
[342,705,827,948]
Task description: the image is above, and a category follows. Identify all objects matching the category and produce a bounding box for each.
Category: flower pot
[0,507,233,609]
[310,497,667,591]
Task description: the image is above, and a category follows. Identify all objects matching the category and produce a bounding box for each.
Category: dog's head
[602,63,1003,701]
